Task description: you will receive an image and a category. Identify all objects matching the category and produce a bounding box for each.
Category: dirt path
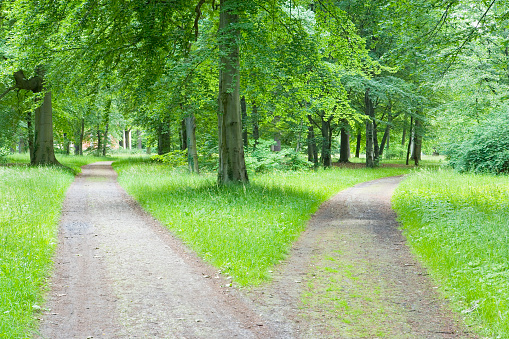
[37,163,476,338]
[248,176,477,338]
[37,162,276,338]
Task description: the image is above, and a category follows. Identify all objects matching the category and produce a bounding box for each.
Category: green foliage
[383,143,406,160]
[0,166,74,338]
[114,160,410,286]
[445,110,509,174]
[151,150,188,168]
[245,139,313,173]
[393,169,509,337]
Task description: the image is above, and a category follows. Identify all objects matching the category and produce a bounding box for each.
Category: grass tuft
[393,168,509,337]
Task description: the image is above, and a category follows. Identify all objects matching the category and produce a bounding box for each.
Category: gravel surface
[37,162,275,338]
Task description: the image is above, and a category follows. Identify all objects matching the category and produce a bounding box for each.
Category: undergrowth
[0,166,74,338]
[114,161,409,286]
[393,169,509,338]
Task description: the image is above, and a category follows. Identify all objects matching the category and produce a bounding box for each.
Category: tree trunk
[252,102,259,149]
[401,115,408,146]
[180,119,187,150]
[32,91,59,165]
[185,114,199,173]
[412,118,422,166]
[96,127,102,157]
[158,121,172,155]
[406,116,414,165]
[137,130,142,150]
[102,100,111,156]
[355,127,361,158]
[321,116,332,167]
[26,110,34,160]
[307,115,318,166]
[365,88,376,168]
[125,129,131,150]
[217,0,248,184]
[373,121,380,167]
[241,95,248,148]
[339,119,350,163]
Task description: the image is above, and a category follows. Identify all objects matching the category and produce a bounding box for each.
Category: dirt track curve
[37,162,476,338]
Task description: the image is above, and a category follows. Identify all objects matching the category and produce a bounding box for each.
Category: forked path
[38,163,476,338]
[248,176,477,338]
[37,162,275,338]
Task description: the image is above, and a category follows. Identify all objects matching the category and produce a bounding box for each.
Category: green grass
[0,166,74,338]
[392,169,509,338]
[5,153,117,174]
[114,161,410,286]
[0,154,120,338]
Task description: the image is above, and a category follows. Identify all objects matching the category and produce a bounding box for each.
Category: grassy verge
[392,169,509,337]
[114,160,410,286]
[0,166,74,338]
[0,154,119,338]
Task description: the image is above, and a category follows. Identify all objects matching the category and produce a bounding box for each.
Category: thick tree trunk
[125,129,131,150]
[32,91,59,165]
[96,127,102,157]
[373,122,380,167]
[365,89,376,168]
[217,0,248,184]
[339,119,350,163]
[185,114,199,173]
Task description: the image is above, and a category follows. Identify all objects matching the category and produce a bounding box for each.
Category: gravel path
[37,162,275,338]
[37,163,476,338]
[248,176,478,338]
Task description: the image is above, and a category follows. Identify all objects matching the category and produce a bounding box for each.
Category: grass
[392,168,509,338]
[114,160,411,286]
[0,154,119,338]
[5,153,117,174]
[0,166,74,338]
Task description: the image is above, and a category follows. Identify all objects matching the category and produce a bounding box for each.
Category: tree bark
[339,119,350,163]
[307,115,318,166]
[32,91,59,165]
[102,100,111,156]
[365,88,376,168]
[217,0,248,184]
[185,114,199,173]
[355,127,361,158]
[321,115,333,167]
[158,121,172,155]
[412,118,422,166]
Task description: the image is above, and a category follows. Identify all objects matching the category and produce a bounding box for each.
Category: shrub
[445,110,509,174]
[151,150,188,167]
[245,139,313,173]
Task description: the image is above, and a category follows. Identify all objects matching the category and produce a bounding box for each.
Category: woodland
[0,0,507,176]
[1,0,509,338]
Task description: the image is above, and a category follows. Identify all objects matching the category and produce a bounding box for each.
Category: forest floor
[36,162,477,338]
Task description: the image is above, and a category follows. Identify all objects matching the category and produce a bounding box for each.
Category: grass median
[114,160,410,286]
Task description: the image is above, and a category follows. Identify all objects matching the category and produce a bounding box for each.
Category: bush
[151,150,188,167]
[245,139,313,173]
[445,110,509,174]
